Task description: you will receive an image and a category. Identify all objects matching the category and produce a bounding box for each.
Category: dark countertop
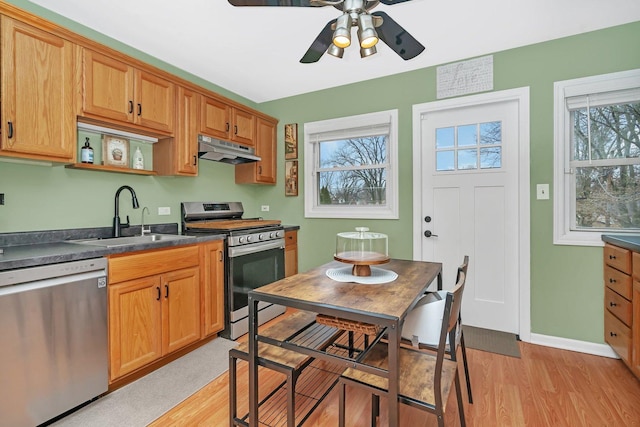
[0,224,225,272]
[283,224,300,232]
[602,234,640,252]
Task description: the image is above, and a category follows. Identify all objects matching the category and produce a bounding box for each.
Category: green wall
[258,22,640,344]
[1,0,639,344]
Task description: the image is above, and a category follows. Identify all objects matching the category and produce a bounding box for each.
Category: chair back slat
[446,271,466,333]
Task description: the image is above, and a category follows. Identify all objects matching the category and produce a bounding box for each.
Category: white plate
[326,266,398,284]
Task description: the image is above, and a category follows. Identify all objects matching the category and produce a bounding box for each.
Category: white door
[417,98,520,333]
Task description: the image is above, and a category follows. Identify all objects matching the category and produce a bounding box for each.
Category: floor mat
[462,325,521,358]
[52,337,237,427]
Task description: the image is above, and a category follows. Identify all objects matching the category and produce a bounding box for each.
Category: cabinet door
[109,276,162,381]
[134,69,175,133]
[175,86,198,174]
[83,49,135,123]
[202,241,225,337]
[235,117,277,184]
[162,266,201,354]
[633,280,640,377]
[284,230,298,277]
[1,17,75,161]
[200,96,230,139]
[231,107,255,146]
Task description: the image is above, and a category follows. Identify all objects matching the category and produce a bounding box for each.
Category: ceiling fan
[228,0,425,63]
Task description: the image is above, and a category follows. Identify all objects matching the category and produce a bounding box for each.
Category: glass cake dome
[334,227,389,276]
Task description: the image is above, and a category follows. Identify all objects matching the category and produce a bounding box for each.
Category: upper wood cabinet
[82,49,175,134]
[235,116,277,184]
[200,95,255,146]
[154,86,198,176]
[0,16,76,162]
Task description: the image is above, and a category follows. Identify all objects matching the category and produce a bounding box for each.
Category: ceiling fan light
[333,14,352,48]
[327,43,344,58]
[360,44,377,58]
[358,14,378,49]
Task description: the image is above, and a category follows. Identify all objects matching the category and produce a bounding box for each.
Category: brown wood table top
[251,258,442,323]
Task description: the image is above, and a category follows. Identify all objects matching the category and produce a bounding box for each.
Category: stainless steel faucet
[141,206,151,236]
[113,185,140,237]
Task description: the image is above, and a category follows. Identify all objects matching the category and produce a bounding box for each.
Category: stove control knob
[258,234,265,241]
[246,235,252,243]
[238,236,245,244]
[269,232,275,238]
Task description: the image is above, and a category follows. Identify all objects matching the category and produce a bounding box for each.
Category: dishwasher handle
[0,270,106,297]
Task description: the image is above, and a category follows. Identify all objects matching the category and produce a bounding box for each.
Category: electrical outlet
[158,206,171,215]
[261,205,270,212]
[536,184,549,200]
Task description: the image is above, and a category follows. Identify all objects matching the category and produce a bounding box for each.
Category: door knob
[424,230,438,238]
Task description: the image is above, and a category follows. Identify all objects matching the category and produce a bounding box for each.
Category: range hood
[198,135,261,165]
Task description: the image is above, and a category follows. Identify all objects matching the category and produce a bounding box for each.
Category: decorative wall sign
[102,135,130,168]
[284,123,298,160]
[285,160,298,196]
[436,55,493,99]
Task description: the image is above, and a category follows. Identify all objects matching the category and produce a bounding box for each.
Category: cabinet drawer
[634,252,640,281]
[604,244,631,273]
[604,286,632,326]
[285,230,297,245]
[604,265,632,299]
[604,309,630,363]
[109,245,199,284]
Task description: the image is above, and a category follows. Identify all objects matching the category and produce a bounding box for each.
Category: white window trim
[553,68,640,246]
[304,110,399,219]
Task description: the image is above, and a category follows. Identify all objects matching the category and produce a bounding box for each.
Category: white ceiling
[29,0,640,103]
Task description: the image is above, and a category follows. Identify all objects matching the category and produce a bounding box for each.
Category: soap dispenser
[81,137,94,164]
[133,147,144,170]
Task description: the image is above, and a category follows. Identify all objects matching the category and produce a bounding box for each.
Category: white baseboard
[529,333,619,359]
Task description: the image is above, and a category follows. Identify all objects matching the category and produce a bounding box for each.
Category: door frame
[411,87,531,342]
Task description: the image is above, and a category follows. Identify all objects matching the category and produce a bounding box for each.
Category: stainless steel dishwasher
[0,258,108,427]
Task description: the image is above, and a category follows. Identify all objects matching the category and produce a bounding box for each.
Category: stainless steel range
[181,202,286,339]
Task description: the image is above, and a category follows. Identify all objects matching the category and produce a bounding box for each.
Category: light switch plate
[158,206,171,215]
[261,205,270,212]
[536,184,549,200]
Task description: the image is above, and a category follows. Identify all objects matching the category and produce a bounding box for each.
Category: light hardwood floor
[151,318,640,426]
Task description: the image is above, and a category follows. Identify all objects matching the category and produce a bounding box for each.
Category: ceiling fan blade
[228,0,314,6]
[379,0,415,4]
[300,19,336,63]
[373,11,425,60]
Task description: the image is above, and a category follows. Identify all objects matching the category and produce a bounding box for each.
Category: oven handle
[228,238,285,258]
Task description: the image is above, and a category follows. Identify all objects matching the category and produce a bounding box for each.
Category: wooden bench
[229,311,342,427]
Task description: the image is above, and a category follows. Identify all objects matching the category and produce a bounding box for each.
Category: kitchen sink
[69,234,196,248]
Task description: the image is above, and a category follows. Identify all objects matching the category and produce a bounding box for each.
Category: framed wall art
[102,135,129,168]
[284,123,298,160]
[285,160,298,197]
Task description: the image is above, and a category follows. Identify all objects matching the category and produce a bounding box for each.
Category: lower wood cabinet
[604,242,640,378]
[201,240,225,337]
[108,245,201,382]
[284,230,298,278]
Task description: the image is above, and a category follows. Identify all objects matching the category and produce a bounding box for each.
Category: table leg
[388,322,400,427]
[248,296,258,426]
[437,270,443,291]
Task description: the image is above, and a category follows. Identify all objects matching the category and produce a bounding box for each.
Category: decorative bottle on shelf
[80,137,94,164]
[133,147,144,170]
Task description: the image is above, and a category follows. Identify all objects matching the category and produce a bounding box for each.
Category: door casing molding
[411,87,531,342]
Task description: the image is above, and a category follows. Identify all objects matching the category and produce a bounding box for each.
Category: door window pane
[458,125,477,147]
[436,127,454,149]
[480,121,502,145]
[436,151,455,171]
[480,147,502,169]
[458,149,477,170]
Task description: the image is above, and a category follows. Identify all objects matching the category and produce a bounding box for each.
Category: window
[304,110,398,219]
[554,69,640,246]
[435,121,502,171]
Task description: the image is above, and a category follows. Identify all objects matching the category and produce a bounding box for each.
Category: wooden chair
[337,272,467,427]
[401,255,473,403]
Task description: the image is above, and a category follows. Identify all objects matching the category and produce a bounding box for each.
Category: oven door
[227,238,285,323]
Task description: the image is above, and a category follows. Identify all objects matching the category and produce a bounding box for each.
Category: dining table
[247,258,443,427]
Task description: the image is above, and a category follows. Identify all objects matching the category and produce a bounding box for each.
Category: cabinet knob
[234,125,238,135]
[156,286,161,301]
[7,122,13,139]
[128,100,134,114]
[609,302,617,307]
[193,155,197,166]
[609,278,616,283]
[137,103,142,116]
[165,284,169,298]
[609,254,616,260]
[610,331,617,337]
